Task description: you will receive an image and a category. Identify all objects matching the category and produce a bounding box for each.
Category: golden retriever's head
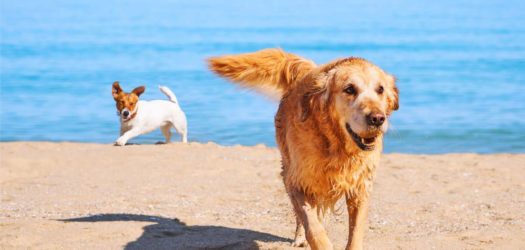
[111,81,145,121]
[302,58,399,151]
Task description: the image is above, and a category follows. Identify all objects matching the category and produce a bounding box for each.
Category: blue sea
[1,0,524,153]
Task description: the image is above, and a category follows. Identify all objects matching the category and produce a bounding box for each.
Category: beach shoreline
[1,142,524,249]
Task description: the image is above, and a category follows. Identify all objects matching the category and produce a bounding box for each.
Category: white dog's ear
[132,86,145,97]
[112,81,122,100]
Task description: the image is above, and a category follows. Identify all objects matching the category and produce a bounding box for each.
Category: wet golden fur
[208,48,398,249]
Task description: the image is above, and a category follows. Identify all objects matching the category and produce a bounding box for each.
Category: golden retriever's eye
[344,85,357,95]
[377,86,384,94]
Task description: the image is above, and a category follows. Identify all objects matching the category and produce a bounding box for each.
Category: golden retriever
[208,49,399,250]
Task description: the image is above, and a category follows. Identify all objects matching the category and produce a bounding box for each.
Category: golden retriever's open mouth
[345,123,376,151]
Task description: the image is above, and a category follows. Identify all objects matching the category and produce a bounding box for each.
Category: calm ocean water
[1,0,524,153]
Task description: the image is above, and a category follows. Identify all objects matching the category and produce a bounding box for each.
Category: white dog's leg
[172,123,187,143]
[161,125,172,143]
[115,128,141,146]
[181,130,188,143]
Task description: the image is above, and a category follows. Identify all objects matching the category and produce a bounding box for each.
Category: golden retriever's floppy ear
[112,81,122,100]
[300,86,327,121]
[387,75,399,113]
[300,69,337,121]
[132,86,145,97]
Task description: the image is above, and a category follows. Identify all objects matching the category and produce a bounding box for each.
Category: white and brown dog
[111,81,188,145]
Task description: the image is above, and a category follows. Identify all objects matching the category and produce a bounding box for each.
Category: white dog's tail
[159,85,178,104]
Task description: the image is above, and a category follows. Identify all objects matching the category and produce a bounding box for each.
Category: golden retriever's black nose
[367,113,385,126]
[122,110,130,117]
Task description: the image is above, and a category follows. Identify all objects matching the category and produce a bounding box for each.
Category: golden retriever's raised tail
[208,48,316,98]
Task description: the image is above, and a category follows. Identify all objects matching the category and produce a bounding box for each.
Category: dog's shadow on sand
[60,213,291,250]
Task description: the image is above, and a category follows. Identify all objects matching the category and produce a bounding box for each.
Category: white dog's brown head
[111,81,145,121]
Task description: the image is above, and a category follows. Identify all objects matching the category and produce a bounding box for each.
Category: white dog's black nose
[366,113,385,127]
[122,110,130,117]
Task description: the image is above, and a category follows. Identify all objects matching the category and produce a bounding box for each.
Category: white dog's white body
[115,86,188,145]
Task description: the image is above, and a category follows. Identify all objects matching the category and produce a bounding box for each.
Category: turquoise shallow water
[1,0,524,153]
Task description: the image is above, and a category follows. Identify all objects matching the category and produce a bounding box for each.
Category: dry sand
[1,142,524,249]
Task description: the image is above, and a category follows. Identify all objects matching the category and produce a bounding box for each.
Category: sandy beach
[1,142,524,249]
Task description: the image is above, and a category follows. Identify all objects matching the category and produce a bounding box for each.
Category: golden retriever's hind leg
[291,216,307,247]
[291,190,333,250]
[345,194,369,250]
[286,183,307,247]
